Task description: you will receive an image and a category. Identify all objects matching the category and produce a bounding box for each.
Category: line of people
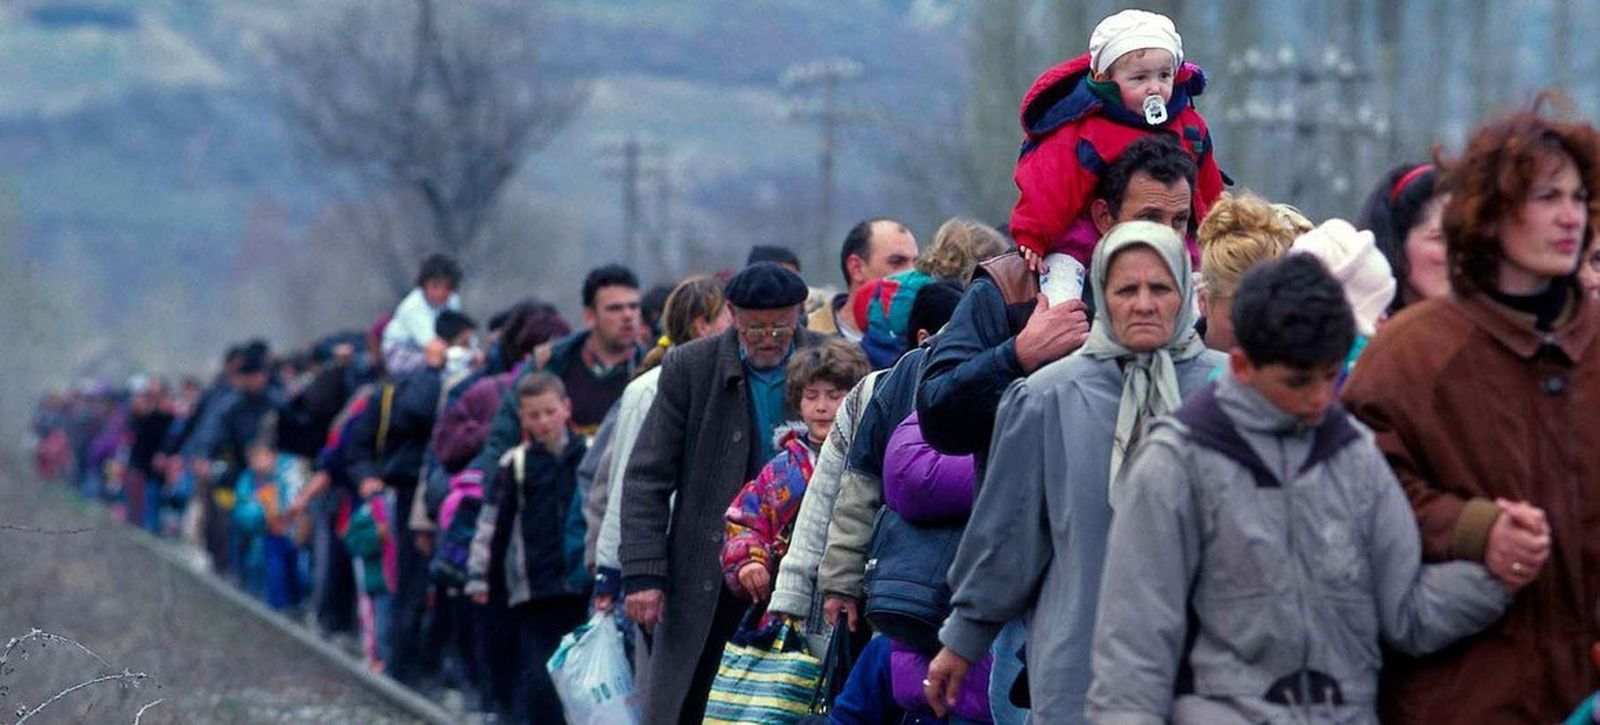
[28,10,1600,725]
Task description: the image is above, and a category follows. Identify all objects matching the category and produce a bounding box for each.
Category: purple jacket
[882,411,977,524]
[431,371,514,473]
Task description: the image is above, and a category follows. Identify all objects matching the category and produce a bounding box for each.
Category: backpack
[861,506,964,654]
[429,495,482,589]
[422,372,505,517]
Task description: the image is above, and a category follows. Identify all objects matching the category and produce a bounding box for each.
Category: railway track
[0,462,456,724]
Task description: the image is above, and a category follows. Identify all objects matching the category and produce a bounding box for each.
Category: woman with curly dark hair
[1343,94,1600,723]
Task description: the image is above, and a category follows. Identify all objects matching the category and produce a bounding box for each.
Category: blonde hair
[1195,192,1299,301]
[916,217,1011,283]
[638,275,725,375]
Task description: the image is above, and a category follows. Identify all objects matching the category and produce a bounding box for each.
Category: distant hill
[0,0,967,335]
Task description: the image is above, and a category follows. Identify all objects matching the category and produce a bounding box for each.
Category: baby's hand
[1020,246,1046,275]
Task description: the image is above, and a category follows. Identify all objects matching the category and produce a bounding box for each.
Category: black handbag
[796,620,856,722]
[862,506,965,653]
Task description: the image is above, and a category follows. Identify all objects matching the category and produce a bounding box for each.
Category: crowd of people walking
[27,8,1600,724]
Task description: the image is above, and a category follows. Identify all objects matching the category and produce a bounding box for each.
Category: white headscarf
[1079,221,1208,491]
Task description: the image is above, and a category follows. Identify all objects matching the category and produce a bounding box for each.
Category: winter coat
[171,379,230,456]
[185,389,287,478]
[768,371,880,657]
[806,292,860,341]
[465,437,591,606]
[1010,53,1222,264]
[127,409,175,477]
[430,371,514,474]
[380,286,461,375]
[618,326,823,719]
[278,364,351,458]
[721,423,816,599]
[344,367,443,486]
[469,331,642,488]
[581,434,614,573]
[575,406,617,572]
[939,346,1224,723]
[592,366,662,595]
[879,409,991,721]
[917,253,1037,462]
[832,635,949,725]
[1342,290,1600,724]
[234,454,309,538]
[819,346,927,601]
[882,410,975,524]
[1087,374,1509,725]
[769,370,881,618]
[891,639,993,722]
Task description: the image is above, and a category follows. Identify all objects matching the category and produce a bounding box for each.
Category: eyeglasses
[739,325,796,342]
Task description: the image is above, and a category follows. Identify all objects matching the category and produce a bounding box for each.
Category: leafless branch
[2,629,113,672]
[14,669,147,724]
[265,0,589,280]
[0,523,93,535]
[132,698,163,724]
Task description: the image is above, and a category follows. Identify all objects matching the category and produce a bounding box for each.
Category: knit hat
[1089,9,1183,76]
[1290,219,1396,336]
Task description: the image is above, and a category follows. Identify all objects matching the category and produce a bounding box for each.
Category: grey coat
[1087,374,1509,725]
[939,348,1225,723]
[620,326,822,720]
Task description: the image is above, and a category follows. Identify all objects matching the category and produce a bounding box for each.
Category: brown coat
[1343,290,1600,724]
[619,326,822,720]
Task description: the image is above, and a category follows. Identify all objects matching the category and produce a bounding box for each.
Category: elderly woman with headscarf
[923,221,1227,722]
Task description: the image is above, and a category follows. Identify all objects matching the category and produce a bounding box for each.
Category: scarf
[1078,221,1208,492]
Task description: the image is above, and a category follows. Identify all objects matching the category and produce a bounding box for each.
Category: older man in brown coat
[620,262,826,723]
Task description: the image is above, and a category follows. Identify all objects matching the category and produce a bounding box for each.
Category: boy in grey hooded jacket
[1088,255,1514,725]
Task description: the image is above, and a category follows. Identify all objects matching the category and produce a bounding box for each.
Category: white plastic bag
[547,612,639,725]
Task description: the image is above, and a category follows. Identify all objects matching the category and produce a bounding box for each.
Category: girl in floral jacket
[721,339,868,602]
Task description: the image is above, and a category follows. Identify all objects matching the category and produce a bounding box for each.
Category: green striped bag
[704,611,822,724]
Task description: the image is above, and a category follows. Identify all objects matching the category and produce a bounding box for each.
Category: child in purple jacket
[879,410,994,723]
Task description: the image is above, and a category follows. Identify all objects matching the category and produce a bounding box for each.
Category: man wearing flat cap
[620,262,823,722]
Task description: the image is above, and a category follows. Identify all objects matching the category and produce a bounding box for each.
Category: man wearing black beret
[620,261,823,722]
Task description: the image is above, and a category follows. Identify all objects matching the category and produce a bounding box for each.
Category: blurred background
[0,0,1589,448]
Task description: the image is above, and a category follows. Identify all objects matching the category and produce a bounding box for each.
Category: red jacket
[1010,53,1224,264]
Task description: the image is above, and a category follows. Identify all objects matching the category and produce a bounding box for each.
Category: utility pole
[643,162,680,278]
[1225,43,1389,220]
[782,58,873,274]
[600,136,666,275]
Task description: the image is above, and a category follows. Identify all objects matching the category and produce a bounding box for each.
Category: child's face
[247,446,276,476]
[422,278,455,308]
[1231,352,1342,425]
[518,390,571,447]
[798,382,845,444]
[1103,49,1175,112]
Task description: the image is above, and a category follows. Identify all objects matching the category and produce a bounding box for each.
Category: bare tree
[265,0,589,285]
